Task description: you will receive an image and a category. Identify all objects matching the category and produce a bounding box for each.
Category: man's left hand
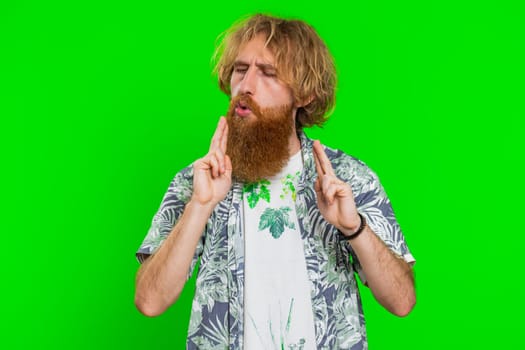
[313,140,361,236]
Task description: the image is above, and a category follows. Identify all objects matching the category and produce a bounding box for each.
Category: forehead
[235,34,276,65]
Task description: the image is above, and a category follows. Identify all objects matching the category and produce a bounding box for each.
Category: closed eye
[233,62,249,74]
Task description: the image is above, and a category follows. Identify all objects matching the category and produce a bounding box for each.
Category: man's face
[225,34,297,183]
[230,34,295,118]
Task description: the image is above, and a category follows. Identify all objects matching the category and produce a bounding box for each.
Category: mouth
[235,101,252,118]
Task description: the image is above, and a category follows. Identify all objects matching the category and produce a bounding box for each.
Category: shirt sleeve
[337,157,415,285]
[136,165,204,280]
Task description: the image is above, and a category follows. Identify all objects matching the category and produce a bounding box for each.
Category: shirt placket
[227,182,245,349]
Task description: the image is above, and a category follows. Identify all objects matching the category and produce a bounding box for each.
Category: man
[135,14,416,349]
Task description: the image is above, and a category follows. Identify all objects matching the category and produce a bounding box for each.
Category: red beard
[226,95,295,183]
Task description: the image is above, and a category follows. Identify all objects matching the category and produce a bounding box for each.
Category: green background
[2,0,523,348]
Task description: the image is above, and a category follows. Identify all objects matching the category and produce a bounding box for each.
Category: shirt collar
[298,130,317,184]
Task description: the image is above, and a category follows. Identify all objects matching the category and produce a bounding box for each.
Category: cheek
[230,75,242,95]
[270,80,293,100]
[264,81,292,102]
[230,82,238,96]
[273,88,294,106]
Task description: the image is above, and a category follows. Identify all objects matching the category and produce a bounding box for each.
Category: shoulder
[299,131,381,188]
[322,145,392,209]
[170,163,194,187]
[322,143,378,183]
[161,163,195,208]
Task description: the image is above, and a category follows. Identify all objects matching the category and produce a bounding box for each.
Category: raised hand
[313,140,361,236]
[192,117,232,207]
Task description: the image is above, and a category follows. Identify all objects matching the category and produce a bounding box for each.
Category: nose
[237,67,257,96]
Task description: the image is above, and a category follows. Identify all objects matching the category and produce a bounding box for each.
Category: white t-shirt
[243,151,316,350]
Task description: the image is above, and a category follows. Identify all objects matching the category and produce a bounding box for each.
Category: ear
[295,94,315,109]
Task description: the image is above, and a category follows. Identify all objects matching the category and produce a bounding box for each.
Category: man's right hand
[191,117,232,207]
[135,117,232,317]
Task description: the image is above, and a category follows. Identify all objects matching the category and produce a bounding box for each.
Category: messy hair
[213,14,337,128]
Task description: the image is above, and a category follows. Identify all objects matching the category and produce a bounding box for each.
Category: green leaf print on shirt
[248,298,307,350]
[258,207,296,239]
[280,171,301,201]
[244,180,271,209]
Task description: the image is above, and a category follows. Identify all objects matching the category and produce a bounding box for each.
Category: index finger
[219,119,228,153]
[313,143,324,177]
[209,117,226,152]
[313,140,335,176]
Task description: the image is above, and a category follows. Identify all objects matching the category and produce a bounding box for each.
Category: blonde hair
[213,14,337,128]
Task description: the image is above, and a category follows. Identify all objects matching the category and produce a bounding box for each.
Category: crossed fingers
[313,140,348,205]
[313,140,334,177]
[207,117,229,178]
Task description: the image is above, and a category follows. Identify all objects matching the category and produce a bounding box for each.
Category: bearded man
[135,14,416,350]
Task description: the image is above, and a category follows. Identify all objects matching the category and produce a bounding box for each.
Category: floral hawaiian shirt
[137,132,415,349]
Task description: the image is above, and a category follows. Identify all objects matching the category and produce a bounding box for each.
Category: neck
[288,126,301,155]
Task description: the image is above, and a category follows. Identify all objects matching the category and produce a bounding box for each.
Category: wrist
[338,213,367,240]
[187,197,217,216]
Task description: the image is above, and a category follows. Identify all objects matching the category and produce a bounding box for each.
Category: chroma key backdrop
[2,0,523,349]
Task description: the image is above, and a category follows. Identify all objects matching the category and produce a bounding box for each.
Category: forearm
[135,200,214,317]
[348,226,415,316]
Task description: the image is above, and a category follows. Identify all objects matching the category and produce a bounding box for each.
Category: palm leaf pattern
[258,206,296,239]
[136,132,414,349]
